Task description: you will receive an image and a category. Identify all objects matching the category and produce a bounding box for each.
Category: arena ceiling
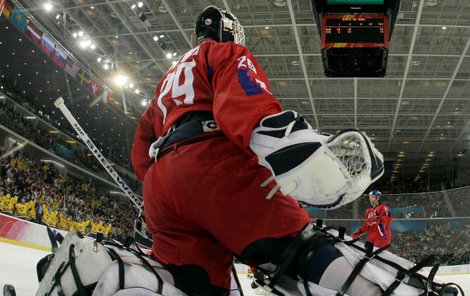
[0,0,470,188]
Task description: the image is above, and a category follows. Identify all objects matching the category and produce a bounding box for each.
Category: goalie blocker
[250,110,384,209]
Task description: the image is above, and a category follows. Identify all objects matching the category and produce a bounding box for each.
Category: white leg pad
[318,257,381,296]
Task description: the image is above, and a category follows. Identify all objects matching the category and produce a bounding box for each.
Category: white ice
[1,241,469,296]
[0,242,47,296]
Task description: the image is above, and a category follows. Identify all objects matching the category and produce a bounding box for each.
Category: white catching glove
[250,110,384,209]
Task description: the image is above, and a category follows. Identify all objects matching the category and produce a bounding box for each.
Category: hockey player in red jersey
[131,5,384,294]
[132,8,310,293]
[129,5,459,296]
[131,6,312,294]
[352,190,393,248]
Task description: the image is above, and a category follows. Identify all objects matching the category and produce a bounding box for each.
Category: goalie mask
[250,111,384,209]
[194,5,245,46]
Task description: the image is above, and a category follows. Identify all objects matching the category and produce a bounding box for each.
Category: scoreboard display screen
[321,14,388,48]
[327,0,384,4]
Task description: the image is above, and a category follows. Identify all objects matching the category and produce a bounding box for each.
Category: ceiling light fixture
[426,0,438,7]
[274,0,287,7]
[43,2,53,12]
[114,74,129,85]
[78,39,91,48]
[159,4,168,13]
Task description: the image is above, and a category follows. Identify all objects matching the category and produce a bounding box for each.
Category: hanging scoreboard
[312,0,400,77]
[321,14,388,48]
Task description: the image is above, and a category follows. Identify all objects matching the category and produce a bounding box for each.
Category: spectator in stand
[34,196,44,224]
[352,190,393,248]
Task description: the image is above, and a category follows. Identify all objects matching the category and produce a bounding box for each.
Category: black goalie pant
[240,234,342,284]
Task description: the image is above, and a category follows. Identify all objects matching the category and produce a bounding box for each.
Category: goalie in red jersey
[129,5,460,296]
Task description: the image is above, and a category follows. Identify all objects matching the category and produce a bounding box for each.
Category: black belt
[148,112,224,163]
[156,131,224,160]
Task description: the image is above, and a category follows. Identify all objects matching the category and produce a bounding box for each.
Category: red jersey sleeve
[377,204,393,226]
[356,209,372,234]
[131,102,157,181]
[205,41,283,154]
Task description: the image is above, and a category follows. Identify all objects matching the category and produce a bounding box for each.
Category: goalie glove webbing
[250,110,384,209]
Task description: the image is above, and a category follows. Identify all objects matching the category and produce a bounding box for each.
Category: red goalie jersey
[132,39,283,180]
[131,40,311,288]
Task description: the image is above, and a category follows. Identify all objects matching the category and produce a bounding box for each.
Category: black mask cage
[195,5,245,46]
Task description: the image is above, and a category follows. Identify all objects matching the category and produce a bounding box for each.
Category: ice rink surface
[1,241,469,296]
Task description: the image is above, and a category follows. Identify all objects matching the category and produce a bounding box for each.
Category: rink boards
[1,213,469,296]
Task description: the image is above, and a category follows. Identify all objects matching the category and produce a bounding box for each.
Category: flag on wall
[88,80,101,97]
[77,68,91,87]
[40,33,55,56]
[0,0,12,18]
[105,92,111,103]
[64,58,80,78]
[0,0,6,16]
[52,45,67,68]
[25,21,43,45]
[10,7,27,32]
[98,88,110,103]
